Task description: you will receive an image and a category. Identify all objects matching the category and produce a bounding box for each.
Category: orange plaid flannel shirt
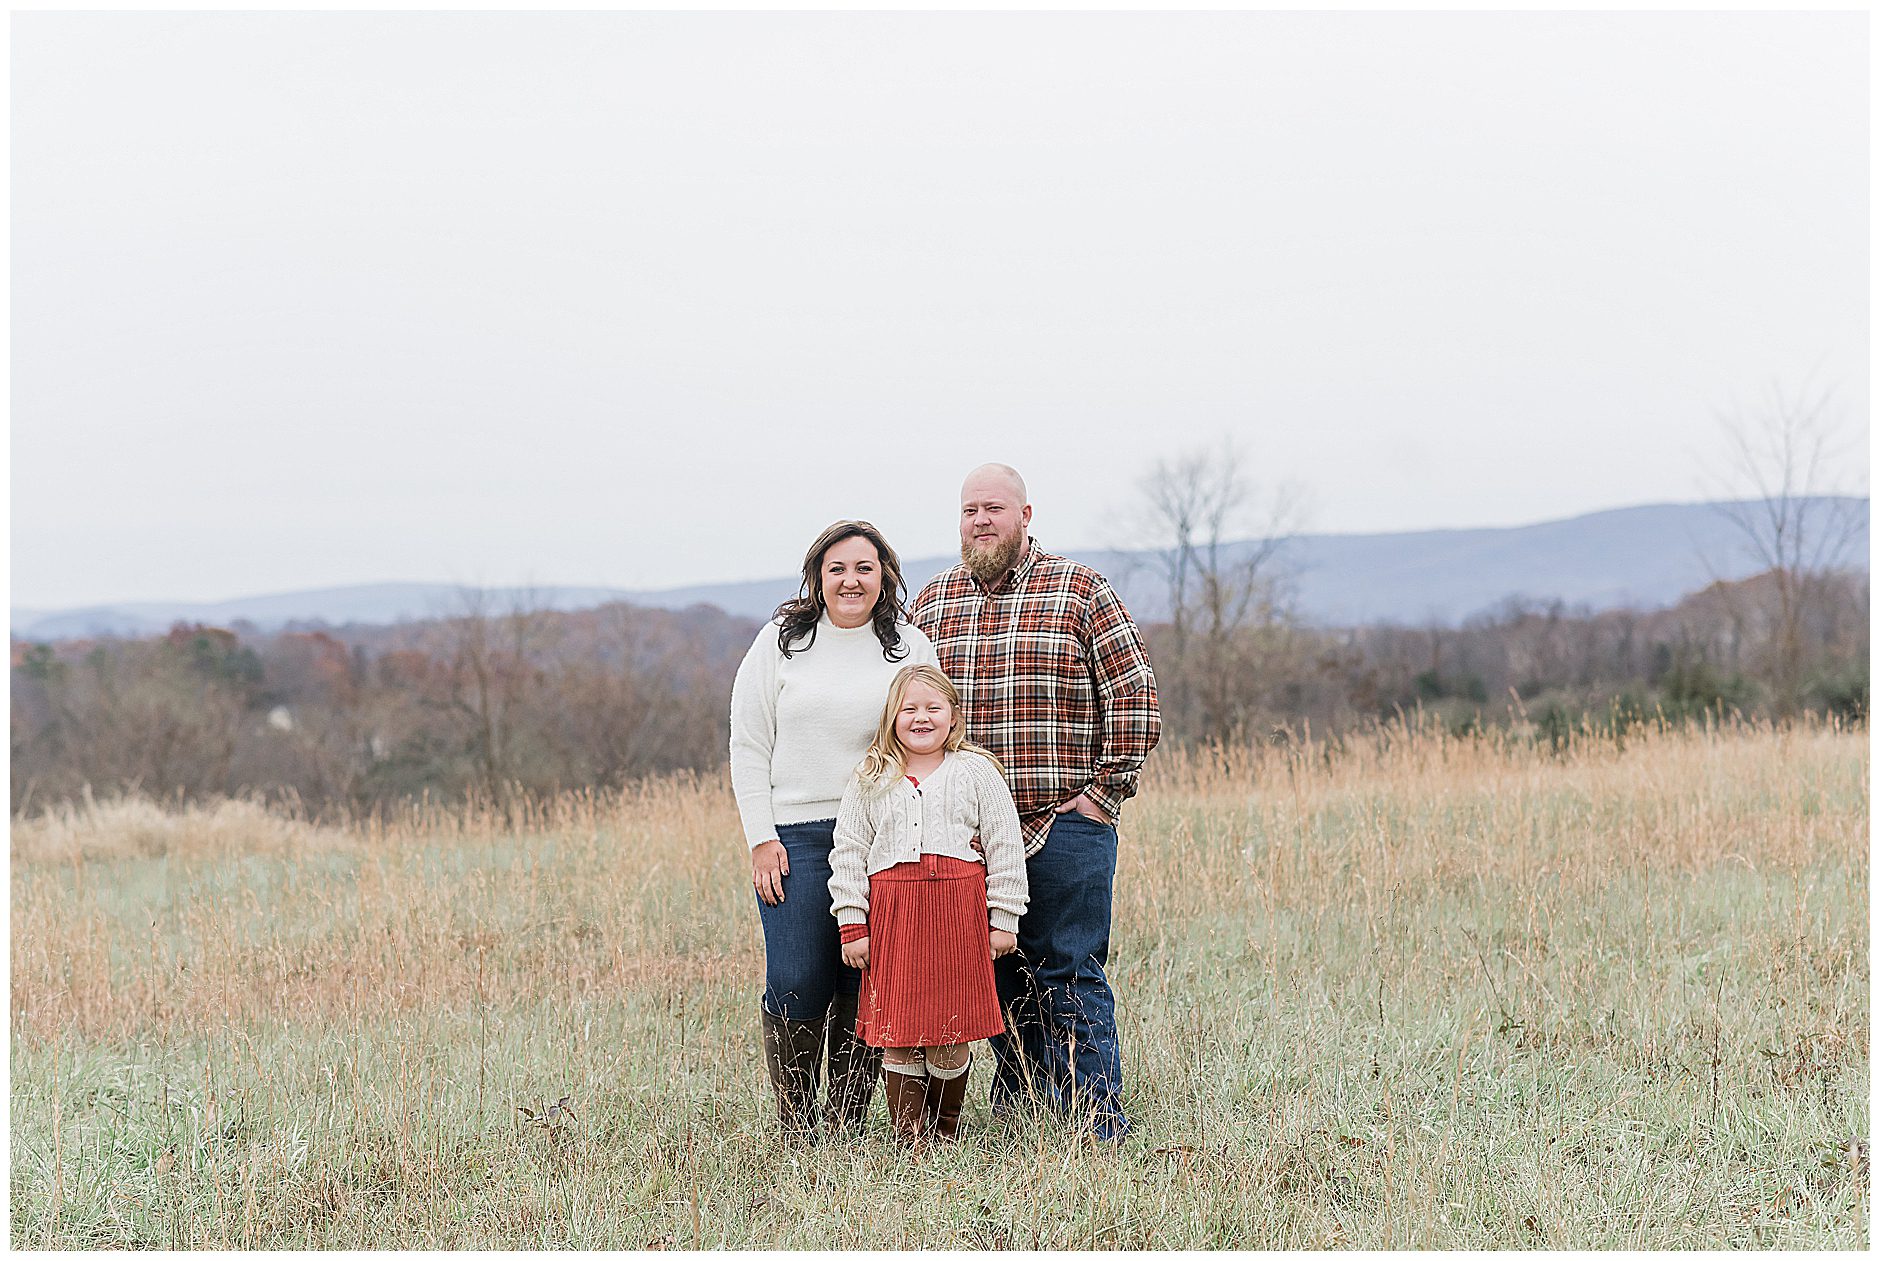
[911,539,1161,856]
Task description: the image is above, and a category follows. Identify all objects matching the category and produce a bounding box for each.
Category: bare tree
[1131,438,1309,742]
[1706,383,1869,717]
[446,587,551,821]
[538,602,726,788]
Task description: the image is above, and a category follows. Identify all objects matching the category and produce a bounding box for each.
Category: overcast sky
[11,11,1869,609]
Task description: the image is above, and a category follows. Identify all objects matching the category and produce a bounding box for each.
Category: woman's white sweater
[827,751,1030,934]
[728,613,938,847]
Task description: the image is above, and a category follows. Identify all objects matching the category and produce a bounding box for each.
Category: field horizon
[10,716,1870,1248]
[12,496,1871,640]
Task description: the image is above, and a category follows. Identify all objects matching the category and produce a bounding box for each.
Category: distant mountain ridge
[11,498,1867,641]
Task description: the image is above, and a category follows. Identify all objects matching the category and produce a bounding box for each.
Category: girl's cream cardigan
[827,750,1029,933]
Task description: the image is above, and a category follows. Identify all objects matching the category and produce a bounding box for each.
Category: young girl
[827,664,1028,1145]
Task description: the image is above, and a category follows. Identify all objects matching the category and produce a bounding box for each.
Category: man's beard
[962,532,1026,586]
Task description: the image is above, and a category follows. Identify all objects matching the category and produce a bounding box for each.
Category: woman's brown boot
[761,1006,824,1140]
[881,1060,930,1148]
[822,992,880,1135]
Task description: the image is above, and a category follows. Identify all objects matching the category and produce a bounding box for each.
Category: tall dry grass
[9,717,1869,1248]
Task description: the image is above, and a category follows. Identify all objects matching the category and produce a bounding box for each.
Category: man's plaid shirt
[911,539,1161,856]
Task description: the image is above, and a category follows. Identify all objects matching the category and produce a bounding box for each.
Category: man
[911,462,1161,1142]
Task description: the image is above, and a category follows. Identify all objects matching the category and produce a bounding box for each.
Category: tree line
[9,561,1866,818]
[12,385,1866,816]
[1131,388,1866,744]
[9,601,741,819]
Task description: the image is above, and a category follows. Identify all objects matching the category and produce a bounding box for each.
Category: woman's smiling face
[820,534,883,628]
[895,678,955,757]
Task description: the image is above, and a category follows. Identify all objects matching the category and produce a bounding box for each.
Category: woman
[728,519,938,1139]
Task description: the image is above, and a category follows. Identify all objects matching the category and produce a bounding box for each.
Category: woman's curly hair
[774,519,912,661]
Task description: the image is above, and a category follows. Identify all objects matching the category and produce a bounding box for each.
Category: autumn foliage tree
[10,600,745,816]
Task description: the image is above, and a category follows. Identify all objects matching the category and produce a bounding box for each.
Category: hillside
[10,498,1867,640]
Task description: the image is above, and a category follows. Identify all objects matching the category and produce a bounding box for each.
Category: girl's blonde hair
[856,665,1005,786]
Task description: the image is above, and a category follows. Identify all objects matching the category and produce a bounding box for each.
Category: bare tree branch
[1701,381,1869,718]
[1129,437,1310,741]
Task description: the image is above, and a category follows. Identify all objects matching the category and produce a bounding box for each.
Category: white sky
[11,10,1869,608]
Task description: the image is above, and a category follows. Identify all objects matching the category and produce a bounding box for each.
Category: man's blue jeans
[754,819,859,1021]
[989,810,1127,1140]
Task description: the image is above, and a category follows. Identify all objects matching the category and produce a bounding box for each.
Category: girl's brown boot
[881,1060,930,1148]
[925,1053,972,1141]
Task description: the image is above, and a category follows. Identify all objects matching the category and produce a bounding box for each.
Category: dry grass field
[9,719,1870,1248]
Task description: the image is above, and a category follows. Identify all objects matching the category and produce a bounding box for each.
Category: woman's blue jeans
[755,819,859,1021]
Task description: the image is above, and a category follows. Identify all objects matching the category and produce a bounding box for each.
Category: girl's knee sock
[883,1057,929,1078]
[925,1054,971,1081]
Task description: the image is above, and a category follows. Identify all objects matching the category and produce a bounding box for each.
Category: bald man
[911,463,1161,1142]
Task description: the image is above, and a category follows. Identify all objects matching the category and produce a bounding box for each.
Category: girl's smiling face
[895,678,956,758]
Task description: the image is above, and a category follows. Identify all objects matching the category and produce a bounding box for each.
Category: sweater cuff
[835,908,867,928]
[743,816,779,849]
[838,922,869,944]
[989,909,1019,934]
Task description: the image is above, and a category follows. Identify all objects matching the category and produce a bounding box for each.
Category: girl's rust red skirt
[856,854,1004,1048]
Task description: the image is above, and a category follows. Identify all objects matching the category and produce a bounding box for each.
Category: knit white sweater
[728,613,938,847]
[827,750,1030,934]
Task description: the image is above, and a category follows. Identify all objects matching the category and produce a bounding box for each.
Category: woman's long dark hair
[774,520,911,661]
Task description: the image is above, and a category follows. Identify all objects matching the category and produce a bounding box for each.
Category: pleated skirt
[856,854,1004,1048]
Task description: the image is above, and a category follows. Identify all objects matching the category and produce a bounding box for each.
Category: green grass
[10,723,1869,1247]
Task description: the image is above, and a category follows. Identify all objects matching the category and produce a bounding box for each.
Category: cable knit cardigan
[827,750,1029,934]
